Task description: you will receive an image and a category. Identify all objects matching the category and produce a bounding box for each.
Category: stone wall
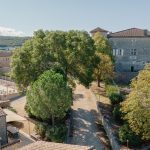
[0,67,10,73]
[0,115,7,145]
[0,100,10,108]
[97,102,121,150]
[114,72,138,84]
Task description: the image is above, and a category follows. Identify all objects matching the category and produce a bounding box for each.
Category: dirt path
[70,84,105,150]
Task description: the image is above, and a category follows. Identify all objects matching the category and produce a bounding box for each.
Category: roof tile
[0,51,12,57]
[90,27,108,33]
[109,28,150,37]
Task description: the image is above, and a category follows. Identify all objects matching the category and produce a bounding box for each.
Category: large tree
[11,30,55,90]
[11,30,97,90]
[92,32,114,86]
[26,70,72,126]
[45,30,97,87]
[93,32,113,61]
[121,64,150,140]
[94,52,114,87]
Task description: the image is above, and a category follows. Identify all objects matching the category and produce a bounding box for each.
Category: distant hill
[0,36,30,47]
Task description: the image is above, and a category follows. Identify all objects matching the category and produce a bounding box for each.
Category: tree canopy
[11,30,97,90]
[94,52,114,87]
[92,32,113,61]
[26,70,72,125]
[92,32,114,86]
[121,64,150,140]
[0,36,29,47]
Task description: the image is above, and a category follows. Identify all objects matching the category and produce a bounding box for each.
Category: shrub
[106,85,119,97]
[35,123,67,142]
[35,123,47,138]
[113,106,123,123]
[119,124,142,146]
[45,125,67,142]
[104,79,113,86]
[109,93,124,105]
[26,70,72,123]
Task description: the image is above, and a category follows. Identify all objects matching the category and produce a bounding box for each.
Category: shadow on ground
[70,108,111,150]
[73,94,84,101]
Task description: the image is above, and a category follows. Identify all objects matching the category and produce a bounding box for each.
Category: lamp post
[127,139,129,149]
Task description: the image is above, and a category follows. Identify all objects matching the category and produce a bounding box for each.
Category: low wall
[0,100,10,108]
[0,93,19,101]
[0,116,8,145]
[97,102,121,150]
[115,72,138,84]
[66,109,73,144]
[0,67,10,73]
[0,77,14,83]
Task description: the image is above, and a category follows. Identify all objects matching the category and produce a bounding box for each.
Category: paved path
[10,95,27,117]
[70,84,104,150]
[10,96,35,135]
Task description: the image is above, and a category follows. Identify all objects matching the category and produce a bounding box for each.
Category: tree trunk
[65,66,68,82]
[52,115,55,127]
[97,78,100,87]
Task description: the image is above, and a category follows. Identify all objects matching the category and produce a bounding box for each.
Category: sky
[0,0,150,36]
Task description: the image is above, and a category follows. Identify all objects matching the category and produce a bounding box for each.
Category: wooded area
[0,36,30,47]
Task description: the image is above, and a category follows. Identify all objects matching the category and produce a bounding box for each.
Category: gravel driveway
[70,84,105,150]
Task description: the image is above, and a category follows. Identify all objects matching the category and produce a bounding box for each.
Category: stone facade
[0,52,12,68]
[0,108,7,145]
[0,51,12,73]
[109,37,150,72]
[91,27,150,83]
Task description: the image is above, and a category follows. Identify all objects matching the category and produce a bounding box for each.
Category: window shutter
[121,49,124,56]
[113,49,116,56]
[116,49,118,55]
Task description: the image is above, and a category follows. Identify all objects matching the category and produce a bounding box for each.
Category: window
[113,49,124,56]
[117,49,124,56]
[131,49,137,55]
[118,49,122,55]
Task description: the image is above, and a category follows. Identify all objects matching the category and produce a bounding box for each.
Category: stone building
[0,107,7,146]
[90,27,150,82]
[90,27,108,37]
[0,51,12,73]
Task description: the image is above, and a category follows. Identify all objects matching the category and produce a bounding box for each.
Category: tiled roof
[0,107,6,117]
[109,28,150,37]
[0,51,12,57]
[90,27,108,33]
[18,141,95,150]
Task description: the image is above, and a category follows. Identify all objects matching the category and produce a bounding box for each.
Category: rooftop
[0,51,12,57]
[90,27,108,33]
[18,141,95,150]
[109,28,150,38]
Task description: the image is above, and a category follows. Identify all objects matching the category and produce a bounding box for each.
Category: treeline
[0,36,30,47]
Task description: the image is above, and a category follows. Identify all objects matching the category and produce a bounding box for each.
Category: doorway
[131,66,134,72]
